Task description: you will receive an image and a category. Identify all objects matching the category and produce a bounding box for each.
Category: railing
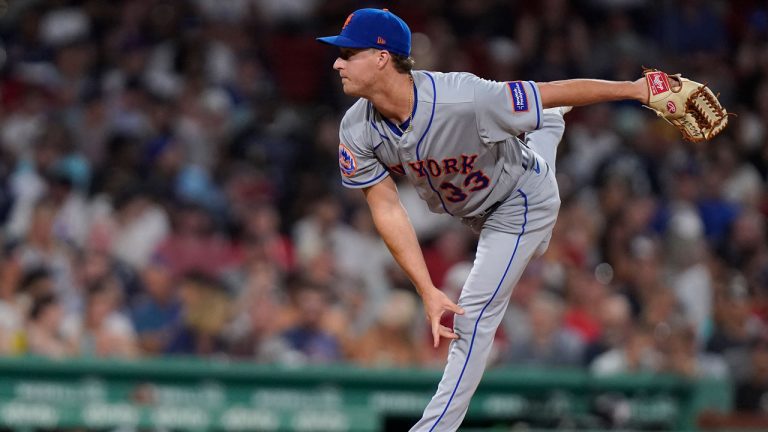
[0,356,731,431]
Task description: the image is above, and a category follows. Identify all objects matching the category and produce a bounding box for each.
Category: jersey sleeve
[474,79,543,144]
[338,108,390,189]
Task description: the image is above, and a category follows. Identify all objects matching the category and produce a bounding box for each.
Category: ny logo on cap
[342,13,354,30]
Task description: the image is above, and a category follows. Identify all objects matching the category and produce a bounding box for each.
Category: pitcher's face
[333,48,381,97]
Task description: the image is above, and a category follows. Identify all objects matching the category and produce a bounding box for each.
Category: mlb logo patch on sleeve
[339,143,357,177]
[507,81,529,112]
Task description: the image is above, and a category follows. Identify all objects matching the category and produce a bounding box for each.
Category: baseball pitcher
[317,8,727,431]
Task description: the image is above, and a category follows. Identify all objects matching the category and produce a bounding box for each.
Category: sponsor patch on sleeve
[338,143,357,177]
[507,81,529,112]
[646,71,670,96]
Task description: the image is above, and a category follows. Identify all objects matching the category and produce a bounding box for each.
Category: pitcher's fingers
[439,325,459,340]
[446,300,465,315]
[453,303,465,315]
[431,321,440,348]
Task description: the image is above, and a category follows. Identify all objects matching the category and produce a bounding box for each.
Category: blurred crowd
[0,0,767,414]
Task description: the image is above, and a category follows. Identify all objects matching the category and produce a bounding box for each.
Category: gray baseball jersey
[338,71,543,218]
[337,70,566,432]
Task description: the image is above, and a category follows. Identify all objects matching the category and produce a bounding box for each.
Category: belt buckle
[476,200,501,219]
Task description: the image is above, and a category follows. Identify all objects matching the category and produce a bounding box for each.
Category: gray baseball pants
[410,109,564,431]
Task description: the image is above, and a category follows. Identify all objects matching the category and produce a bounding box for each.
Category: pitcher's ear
[377,50,390,69]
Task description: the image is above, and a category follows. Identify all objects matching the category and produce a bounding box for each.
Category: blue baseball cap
[316,8,411,57]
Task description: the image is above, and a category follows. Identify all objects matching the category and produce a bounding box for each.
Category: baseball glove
[643,68,729,142]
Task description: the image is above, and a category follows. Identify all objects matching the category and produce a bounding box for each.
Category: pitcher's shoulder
[416,70,483,104]
[339,99,376,149]
[342,98,371,123]
[341,98,371,126]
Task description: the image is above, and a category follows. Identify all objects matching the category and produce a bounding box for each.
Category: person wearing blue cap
[317,8,666,432]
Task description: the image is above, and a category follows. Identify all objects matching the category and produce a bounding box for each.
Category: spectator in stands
[130,257,181,355]
[166,272,232,355]
[707,274,766,379]
[350,289,424,367]
[663,190,714,342]
[154,202,234,278]
[26,294,78,358]
[12,198,80,314]
[17,266,55,308]
[422,230,473,292]
[225,285,291,362]
[292,194,348,270]
[640,285,684,333]
[276,279,342,364]
[504,291,584,367]
[660,323,729,379]
[591,324,663,376]
[62,277,139,358]
[583,293,633,366]
[563,269,607,346]
[333,204,393,335]
[236,203,295,274]
[103,187,171,271]
[721,209,767,275]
